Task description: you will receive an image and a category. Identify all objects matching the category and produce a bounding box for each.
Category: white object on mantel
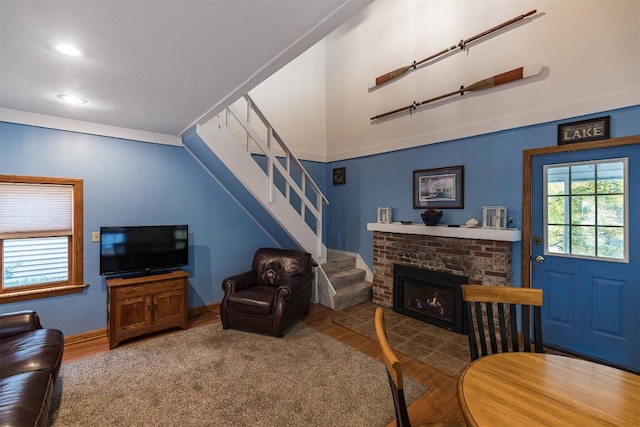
[377,207,391,224]
[366,222,521,242]
[483,206,508,229]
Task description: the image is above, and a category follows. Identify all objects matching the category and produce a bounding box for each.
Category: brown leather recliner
[221,247,314,337]
[0,310,64,427]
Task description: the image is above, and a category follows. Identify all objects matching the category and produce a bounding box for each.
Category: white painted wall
[323,0,640,161]
[249,41,327,162]
[229,0,639,163]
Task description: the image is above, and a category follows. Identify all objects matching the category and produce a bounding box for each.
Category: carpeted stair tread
[334,281,372,311]
[327,267,366,289]
[321,251,371,310]
[322,252,356,273]
[327,250,352,261]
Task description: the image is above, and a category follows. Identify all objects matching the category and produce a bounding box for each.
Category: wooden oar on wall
[370,63,543,121]
[371,10,538,89]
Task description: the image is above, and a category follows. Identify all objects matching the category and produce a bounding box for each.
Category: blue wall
[325,105,640,288]
[1,105,637,336]
[0,123,280,335]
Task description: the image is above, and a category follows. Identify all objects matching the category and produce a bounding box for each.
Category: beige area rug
[49,322,426,427]
[333,302,471,377]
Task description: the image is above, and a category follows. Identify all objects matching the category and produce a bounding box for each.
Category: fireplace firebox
[393,264,467,334]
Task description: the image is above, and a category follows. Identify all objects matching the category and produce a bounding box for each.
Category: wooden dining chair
[374,307,466,427]
[461,284,543,361]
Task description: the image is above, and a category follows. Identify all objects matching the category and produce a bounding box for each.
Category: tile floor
[332,301,471,377]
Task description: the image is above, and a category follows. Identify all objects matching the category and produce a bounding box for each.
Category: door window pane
[547,225,568,254]
[596,162,624,194]
[571,226,595,257]
[597,195,624,226]
[571,195,595,225]
[570,164,595,194]
[547,196,567,224]
[547,166,569,195]
[544,158,627,262]
[597,227,625,259]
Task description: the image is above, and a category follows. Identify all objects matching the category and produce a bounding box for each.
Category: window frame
[542,158,629,263]
[1,175,86,303]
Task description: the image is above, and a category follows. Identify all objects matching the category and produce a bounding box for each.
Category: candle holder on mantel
[377,207,391,224]
[482,206,507,229]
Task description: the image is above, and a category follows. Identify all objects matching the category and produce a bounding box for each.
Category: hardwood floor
[62,303,465,427]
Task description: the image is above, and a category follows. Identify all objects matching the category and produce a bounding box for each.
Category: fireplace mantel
[367,222,521,242]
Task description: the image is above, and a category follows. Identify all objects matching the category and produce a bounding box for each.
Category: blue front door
[531,143,639,373]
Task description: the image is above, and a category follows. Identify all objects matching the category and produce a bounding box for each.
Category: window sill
[0,283,88,304]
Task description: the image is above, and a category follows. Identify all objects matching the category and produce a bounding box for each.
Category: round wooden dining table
[457,352,640,426]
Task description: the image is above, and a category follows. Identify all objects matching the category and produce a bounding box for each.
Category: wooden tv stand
[106,270,189,349]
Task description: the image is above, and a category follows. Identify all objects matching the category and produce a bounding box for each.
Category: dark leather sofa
[221,247,314,336]
[0,310,64,427]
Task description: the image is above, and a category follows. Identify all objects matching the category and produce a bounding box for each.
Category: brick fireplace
[370,229,515,309]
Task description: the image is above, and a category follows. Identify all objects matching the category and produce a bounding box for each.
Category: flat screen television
[99,225,188,276]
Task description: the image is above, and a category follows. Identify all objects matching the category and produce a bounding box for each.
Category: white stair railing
[223,94,329,259]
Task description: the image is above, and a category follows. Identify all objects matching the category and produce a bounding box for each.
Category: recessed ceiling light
[57,94,87,105]
[51,41,82,57]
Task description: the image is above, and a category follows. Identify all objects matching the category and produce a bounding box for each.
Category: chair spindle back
[462,284,543,361]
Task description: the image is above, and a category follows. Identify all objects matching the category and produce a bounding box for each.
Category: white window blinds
[0,183,73,238]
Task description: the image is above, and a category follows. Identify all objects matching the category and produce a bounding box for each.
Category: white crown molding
[326,89,640,162]
[0,108,182,146]
[3,88,636,162]
[289,149,327,163]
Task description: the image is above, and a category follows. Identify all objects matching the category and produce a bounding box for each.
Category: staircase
[322,251,372,311]
[186,95,370,310]
[193,95,328,264]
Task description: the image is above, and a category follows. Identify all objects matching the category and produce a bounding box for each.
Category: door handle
[535,255,545,263]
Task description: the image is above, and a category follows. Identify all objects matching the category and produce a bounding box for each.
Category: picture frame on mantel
[413,165,464,209]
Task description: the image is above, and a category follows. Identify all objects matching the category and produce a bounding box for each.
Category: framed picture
[413,165,464,209]
[332,167,346,185]
[558,116,610,145]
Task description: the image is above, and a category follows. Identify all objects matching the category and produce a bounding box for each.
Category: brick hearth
[372,231,513,307]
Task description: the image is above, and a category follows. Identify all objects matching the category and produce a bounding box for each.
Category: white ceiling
[0,0,371,137]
